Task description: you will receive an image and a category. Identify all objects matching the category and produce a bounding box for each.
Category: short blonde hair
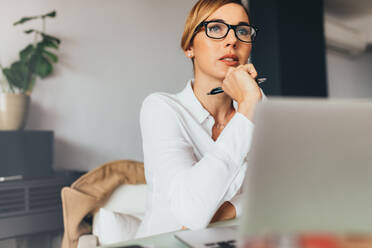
[181,0,250,51]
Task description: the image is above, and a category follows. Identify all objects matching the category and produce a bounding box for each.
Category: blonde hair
[181,0,250,51]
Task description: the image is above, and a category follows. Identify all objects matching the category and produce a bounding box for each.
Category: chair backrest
[61,159,145,248]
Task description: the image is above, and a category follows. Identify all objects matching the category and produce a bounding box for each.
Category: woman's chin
[217,64,239,77]
[218,70,230,80]
[210,71,225,79]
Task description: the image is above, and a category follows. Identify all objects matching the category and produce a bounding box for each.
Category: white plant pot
[0,93,30,130]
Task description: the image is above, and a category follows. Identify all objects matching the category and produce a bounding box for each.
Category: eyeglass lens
[206,22,255,42]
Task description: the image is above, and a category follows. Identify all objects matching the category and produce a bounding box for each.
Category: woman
[136,0,264,238]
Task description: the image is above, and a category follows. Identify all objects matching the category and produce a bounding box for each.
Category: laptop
[175,98,372,248]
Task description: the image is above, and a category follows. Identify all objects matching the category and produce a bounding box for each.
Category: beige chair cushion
[61,160,145,248]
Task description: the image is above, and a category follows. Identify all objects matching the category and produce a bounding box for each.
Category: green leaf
[3,62,30,90]
[38,38,59,49]
[29,52,41,73]
[3,68,17,86]
[14,10,56,25]
[29,52,40,73]
[42,10,56,18]
[36,57,52,78]
[36,34,61,52]
[42,50,58,63]
[20,44,35,61]
[41,33,61,44]
[11,62,29,89]
[30,53,53,78]
[24,29,36,34]
[13,16,38,26]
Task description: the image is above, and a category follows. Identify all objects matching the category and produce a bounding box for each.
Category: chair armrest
[77,234,98,248]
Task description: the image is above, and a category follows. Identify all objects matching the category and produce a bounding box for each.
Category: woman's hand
[221,64,262,120]
[210,201,236,223]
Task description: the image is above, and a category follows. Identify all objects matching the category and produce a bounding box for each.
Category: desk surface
[101,218,239,248]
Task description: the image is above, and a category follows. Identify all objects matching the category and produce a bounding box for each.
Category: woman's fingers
[226,63,257,78]
[222,63,262,105]
[226,64,258,83]
[225,66,236,79]
[239,64,258,79]
[228,64,257,80]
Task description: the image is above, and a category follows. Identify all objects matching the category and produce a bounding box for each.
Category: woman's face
[187,3,252,81]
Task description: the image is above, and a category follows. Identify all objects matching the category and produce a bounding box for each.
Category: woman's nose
[224,28,238,47]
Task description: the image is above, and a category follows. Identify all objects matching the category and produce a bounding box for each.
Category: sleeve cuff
[260,89,268,101]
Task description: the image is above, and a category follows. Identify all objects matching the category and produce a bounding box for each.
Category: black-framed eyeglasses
[193,20,258,43]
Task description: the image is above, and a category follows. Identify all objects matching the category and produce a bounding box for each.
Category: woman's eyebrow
[208,18,250,25]
[208,18,225,22]
[238,21,250,25]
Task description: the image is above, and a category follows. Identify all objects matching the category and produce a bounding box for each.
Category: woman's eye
[208,25,221,32]
[237,28,250,36]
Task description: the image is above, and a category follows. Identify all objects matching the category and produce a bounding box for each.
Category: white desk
[101,218,239,248]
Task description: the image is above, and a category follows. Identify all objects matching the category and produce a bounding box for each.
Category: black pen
[207,77,267,95]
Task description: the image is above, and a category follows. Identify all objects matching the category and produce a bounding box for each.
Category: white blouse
[136,79,263,238]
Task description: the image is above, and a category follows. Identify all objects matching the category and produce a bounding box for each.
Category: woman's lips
[219,59,239,66]
[219,54,239,66]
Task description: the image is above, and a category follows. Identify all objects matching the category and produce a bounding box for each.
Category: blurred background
[0,0,371,247]
[324,0,372,97]
[1,0,371,172]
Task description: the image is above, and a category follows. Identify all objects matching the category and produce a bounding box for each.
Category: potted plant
[0,10,61,130]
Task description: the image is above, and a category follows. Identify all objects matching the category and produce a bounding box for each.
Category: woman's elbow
[169,195,213,230]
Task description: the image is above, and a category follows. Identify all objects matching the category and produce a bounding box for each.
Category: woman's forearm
[237,99,260,121]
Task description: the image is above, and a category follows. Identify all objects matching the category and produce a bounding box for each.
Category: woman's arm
[223,64,263,121]
[140,94,254,230]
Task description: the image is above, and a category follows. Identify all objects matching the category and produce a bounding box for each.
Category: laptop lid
[239,98,372,239]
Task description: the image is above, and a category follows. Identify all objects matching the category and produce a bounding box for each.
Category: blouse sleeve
[228,191,243,217]
[140,93,254,230]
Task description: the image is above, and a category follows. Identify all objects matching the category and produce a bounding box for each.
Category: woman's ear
[184,48,194,59]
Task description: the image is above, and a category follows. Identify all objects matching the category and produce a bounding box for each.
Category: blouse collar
[177,79,238,124]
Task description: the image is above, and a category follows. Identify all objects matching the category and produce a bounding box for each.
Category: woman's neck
[192,73,235,124]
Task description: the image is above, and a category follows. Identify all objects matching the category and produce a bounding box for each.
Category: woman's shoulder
[140,92,184,134]
[141,92,181,114]
[142,91,176,104]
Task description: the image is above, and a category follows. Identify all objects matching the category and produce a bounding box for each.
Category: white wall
[0,0,198,171]
[327,50,372,99]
